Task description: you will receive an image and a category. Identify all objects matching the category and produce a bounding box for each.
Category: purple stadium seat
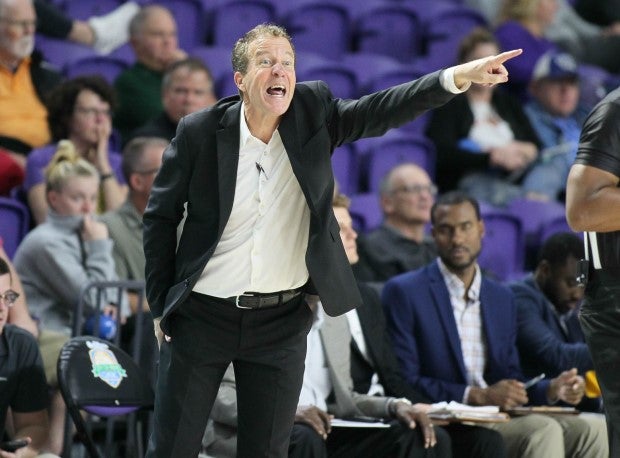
[166,0,207,50]
[60,0,122,20]
[332,144,358,195]
[0,197,30,259]
[297,59,359,99]
[36,34,95,69]
[206,0,276,49]
[478,207,525,281]
[413,1,488,68]
[64,55,130,83]
[341,52,402,94]
[355,131,437,191]
[349,192,383,233]
[279,0,352,60]
[539,216,579,246]
[352,2,422,61]
[507,198,567,241]
[190,45,235,98]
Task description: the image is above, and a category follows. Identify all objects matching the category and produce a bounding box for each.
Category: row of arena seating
[38,0,487,72]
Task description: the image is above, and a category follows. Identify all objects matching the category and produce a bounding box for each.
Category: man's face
[131,143,165,197]
[163,68,217,123]
[132,8,179,71]
[432,201,484,273]
[0,273,12,333]
[531,79,579,117]
[234,35,296,123]
[383,165,435,225]
[0,0,35,63]
[540,256,584,315]
[70,89,112,147]
[333,206,358,265]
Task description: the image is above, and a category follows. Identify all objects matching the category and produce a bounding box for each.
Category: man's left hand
[393,402,437,448]
[453,48,523,89]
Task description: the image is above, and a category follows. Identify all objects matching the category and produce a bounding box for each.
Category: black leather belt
[226,288,303,309]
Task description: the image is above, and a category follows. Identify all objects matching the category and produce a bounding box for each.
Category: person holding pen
[382,192,608,458]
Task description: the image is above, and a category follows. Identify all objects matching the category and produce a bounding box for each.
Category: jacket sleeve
[382,277,468,403]
[513,285,594,375]
[143,120,194,318]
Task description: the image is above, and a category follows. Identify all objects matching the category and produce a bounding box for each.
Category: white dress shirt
[194,104,310,297]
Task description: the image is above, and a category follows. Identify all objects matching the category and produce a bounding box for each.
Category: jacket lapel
[215,103,242,234]
[428,262,469,380]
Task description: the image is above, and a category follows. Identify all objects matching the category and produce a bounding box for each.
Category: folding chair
[62,280,153,457]
[57,335,154,458]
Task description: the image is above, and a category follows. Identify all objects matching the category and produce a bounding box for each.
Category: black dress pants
[580,277,620,456]
[145,292,313,458]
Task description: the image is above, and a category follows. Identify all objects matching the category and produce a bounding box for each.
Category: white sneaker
[88,1,140,55]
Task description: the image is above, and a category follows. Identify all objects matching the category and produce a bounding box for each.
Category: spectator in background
[114,4,187,142]
[426,28,541,206]
[0,0,62,174]
[126,58,217,145]
[25,75,127,225]
[523,51,586,201]
[382,191,607,458]
[102,137,167,290]
[509,232,603,413]
[0,240,37,337]
[0,257,59,458]
[34,0,139,55]
[14,141,126,454]
[494,0,560,101]
[353,163,437,285]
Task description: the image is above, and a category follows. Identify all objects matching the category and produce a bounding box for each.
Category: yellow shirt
[0,58,51,149]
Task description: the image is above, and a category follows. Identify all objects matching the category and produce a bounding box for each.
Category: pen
[523,373,546,389]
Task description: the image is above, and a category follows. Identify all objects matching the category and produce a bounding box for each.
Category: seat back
[332,144,358,195]
[57,336,154,458]
[64,55,130,83]
[207,0,276,49]
[280,0,351,59]
[0,196,30,259]
[166,0,207,50]
[478,210,525,281]
[353,3,422,61]
[349,192,383,233]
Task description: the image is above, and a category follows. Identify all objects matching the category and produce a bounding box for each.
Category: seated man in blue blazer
[510,232,603,412]
[382,191,607,458]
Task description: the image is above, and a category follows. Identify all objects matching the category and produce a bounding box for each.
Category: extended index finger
[493,49,523,65]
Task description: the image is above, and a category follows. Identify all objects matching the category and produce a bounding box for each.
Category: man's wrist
[388,397,412,417]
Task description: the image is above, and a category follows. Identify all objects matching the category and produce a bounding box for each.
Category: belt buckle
[235,293,255,309]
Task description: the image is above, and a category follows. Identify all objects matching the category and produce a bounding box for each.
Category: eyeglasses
[0,290,19,307]
[392,184,438,196]
[75,107,112,118]
[0,17,37,30]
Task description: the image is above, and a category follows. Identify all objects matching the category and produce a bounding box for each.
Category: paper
[331,418,390,428]
[428,401,509,423]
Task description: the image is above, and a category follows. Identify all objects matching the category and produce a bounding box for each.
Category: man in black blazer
[143,23,523,457]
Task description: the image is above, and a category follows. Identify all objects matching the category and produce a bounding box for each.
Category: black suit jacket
[143,74,454,333]
[352,282,429,403]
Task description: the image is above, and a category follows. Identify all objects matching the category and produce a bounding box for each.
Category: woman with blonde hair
[13,140,123,454]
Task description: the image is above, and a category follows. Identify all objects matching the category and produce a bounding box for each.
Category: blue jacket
[382,260,549,405]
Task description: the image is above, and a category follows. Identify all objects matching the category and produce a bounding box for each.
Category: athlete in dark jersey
[566,86,620,456]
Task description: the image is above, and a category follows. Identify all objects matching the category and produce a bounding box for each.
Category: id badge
[576,259,589,287]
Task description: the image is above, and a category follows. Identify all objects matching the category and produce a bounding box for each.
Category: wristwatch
[389,397,412,416]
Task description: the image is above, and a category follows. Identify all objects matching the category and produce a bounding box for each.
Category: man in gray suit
[143,22,523,457]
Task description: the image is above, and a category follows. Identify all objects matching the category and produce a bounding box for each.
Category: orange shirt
[0,58,51,149]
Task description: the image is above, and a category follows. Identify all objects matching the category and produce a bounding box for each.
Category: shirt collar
[239,102,281,148]
[437,258,482,303]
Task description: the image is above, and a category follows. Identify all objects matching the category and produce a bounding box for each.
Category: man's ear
[234,71,244,92]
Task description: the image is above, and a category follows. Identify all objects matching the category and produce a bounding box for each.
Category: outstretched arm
[453,49,523,89]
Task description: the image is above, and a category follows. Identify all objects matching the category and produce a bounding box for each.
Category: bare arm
[12,410,50,457]
[566,164,620,232]
[26,184,48,226]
